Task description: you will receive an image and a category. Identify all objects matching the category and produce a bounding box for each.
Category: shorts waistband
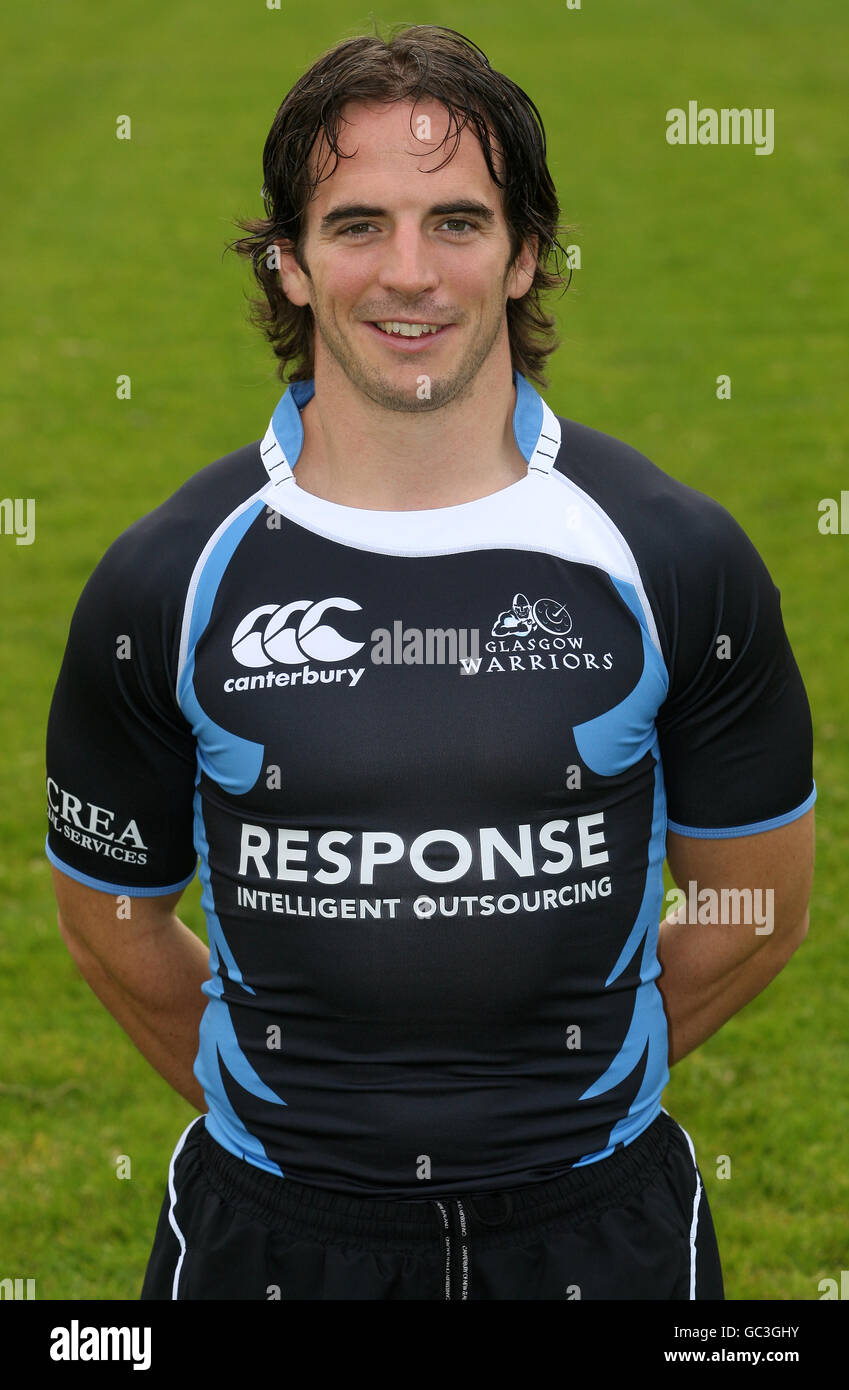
[197,1112,677,1252]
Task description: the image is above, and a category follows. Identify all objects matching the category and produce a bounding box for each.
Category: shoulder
[550,414,778,659]
[61,440,269,689]
[79,439,268,610]
[553,414,749,555]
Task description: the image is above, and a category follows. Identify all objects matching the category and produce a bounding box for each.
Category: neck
[290,349,527,511]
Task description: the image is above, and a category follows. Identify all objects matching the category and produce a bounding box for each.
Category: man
[46,25,815,1301]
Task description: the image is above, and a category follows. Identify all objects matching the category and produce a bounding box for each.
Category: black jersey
[45,373,815,1195]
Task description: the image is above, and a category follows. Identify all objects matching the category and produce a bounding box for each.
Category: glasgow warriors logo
[491,593,573,639]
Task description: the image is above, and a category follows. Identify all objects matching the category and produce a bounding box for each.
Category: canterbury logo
[231,598,365,668]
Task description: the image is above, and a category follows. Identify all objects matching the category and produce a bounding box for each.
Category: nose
[376,219,440,299]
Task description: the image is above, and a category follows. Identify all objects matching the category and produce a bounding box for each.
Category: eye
[341,223,376,237]
[439,219,474,235]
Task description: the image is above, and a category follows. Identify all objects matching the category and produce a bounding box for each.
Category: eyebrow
[318,200,497,231]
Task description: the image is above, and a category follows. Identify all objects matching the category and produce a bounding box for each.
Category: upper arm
[648,497,817,946]
[655,499,815,839]
[666,806,815,941]
[52,865,185,951]
[45,521,198,901]
[51,862,202,986]
[648,496,816,907]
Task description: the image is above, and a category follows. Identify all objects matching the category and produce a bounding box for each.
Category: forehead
[305,99,504,216]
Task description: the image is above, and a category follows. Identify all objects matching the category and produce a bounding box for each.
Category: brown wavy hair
[227,23,573,388]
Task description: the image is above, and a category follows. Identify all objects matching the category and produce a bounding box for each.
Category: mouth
[363,320,454,351]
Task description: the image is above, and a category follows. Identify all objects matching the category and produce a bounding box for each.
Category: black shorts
[140,1109,723,1301]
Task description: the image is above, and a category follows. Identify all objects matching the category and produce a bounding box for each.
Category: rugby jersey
[45,371,815,1195]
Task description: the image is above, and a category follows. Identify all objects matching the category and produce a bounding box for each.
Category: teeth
[374,321,443,337]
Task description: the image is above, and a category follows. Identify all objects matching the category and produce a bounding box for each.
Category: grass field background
[1,0,846,1300]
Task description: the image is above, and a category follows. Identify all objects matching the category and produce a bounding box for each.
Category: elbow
[774,907,809,961]
[56,908,78,951]
[56,909,91,968]
[56,908,72,948]
[790,908,810,948]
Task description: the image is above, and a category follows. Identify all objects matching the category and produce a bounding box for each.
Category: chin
[362,380,447,413]
[344,357,462,413]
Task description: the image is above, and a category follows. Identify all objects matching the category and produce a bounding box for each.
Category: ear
[272,240,312,307]
[506,235,538,301]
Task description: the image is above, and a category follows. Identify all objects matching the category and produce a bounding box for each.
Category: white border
[167,1117,202,1300]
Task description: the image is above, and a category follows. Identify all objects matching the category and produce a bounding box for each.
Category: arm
[657,807,815,1065]
[52,867,210,1111]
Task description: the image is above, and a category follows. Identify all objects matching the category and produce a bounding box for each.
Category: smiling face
[275,100,536,412]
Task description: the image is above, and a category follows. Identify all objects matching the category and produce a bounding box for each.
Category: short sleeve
[46,525,198,895]
[655,502,815,838]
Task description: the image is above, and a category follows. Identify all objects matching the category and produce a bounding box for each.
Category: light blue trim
[667,782,817,840]
[202,1108,285,1178]
[290,378,316,412]
[512,371,544,462]
[270,378,315,471]
[191,798,286,1177]
[177,500,266,795]
[269,371,547,472]
[571,626,671,1161]
[45,839,196,897]
[192,789,253,993]
[195,989,286,1111]
[572,1100,663,1168]
[573,581,669,776]
[576,753,670,1145]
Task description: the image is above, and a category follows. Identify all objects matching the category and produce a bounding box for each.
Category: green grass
[1,0,847,1301]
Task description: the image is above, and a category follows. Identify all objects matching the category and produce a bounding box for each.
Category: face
[275,100,536,412]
